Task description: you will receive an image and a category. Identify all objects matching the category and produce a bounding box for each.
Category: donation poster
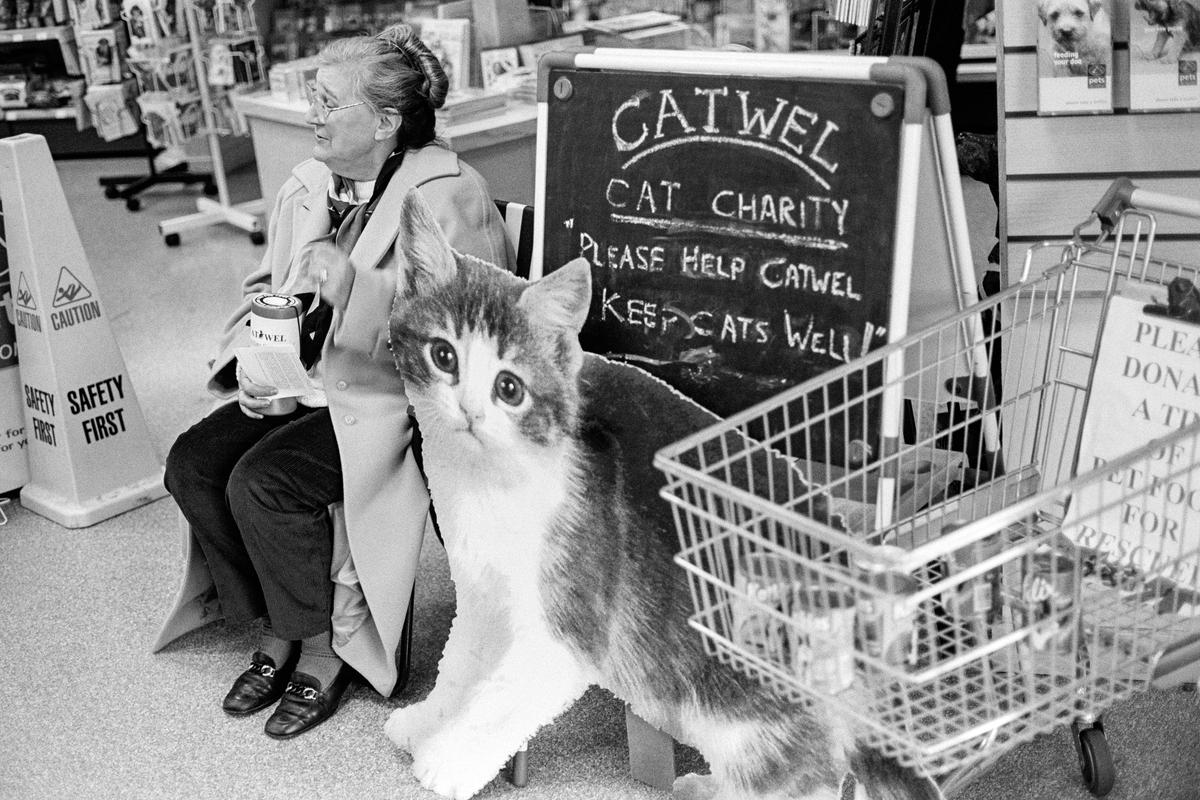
[1063,293,1200,586]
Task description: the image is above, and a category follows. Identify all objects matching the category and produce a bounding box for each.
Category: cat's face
[389,193,592,457]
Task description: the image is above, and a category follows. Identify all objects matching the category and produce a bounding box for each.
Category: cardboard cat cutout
[384,190,943,800]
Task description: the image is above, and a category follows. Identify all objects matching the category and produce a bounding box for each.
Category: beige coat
[155,145,515,696]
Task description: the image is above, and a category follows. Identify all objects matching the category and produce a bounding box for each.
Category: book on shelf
[1127,0,1200,112]
[754,0,790,52]
[479,46,520,93]
[516,34,585,69]
[417,17,472,93]
[582,10,681,34]
[713,12,755,49]
[436,87,507,125]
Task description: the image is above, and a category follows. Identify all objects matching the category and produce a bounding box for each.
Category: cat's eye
[429,339,457,374]
[494,371,525,406]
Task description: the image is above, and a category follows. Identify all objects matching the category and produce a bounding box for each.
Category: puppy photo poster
[1128,0,1200,111]
[1036,0,1116,114]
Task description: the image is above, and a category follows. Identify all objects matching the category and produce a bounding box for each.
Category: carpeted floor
[1,156,1199,800]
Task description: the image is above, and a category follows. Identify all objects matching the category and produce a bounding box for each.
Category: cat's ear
[518,257,592,333]
[398,189,458,296]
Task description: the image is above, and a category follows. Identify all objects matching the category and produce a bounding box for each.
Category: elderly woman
[161,24,514,739]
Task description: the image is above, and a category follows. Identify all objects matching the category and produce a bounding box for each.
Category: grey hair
[318,23,448,147]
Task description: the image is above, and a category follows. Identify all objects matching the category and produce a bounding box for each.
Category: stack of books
[436,88,508,126]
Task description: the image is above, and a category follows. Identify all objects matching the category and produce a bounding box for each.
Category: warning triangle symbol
[15,272,36,310]
[52,266,93,308]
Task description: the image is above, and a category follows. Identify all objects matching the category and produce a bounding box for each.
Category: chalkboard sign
[534,52,934,467]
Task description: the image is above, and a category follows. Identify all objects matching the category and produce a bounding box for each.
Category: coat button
[343,414,356,425]
[336,380,348,390]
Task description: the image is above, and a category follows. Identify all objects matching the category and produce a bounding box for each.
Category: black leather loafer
[263,668,352,739]
[222,651,295,717]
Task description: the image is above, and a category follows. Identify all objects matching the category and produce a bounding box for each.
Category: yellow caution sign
[0,134,166,527]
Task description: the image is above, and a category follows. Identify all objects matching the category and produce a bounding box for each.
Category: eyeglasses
[305,80,366,121]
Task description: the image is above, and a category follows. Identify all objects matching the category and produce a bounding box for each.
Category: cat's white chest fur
[387,441,596,800]
[422,445,571,590]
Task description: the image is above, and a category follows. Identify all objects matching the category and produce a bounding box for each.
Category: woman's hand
[298,240,355,312]
[236,364,277,419]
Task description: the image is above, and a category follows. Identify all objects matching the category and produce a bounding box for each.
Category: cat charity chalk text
[610,86,840,190]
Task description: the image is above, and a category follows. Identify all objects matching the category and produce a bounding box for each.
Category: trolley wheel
[164,233,181,247]
[103,185,120,199]
[125,197,141,212]
[203,182,218,196]
[249,230,265,246]
[1078,727,1115,796]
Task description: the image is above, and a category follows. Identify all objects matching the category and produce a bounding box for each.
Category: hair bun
[377,23,449,110]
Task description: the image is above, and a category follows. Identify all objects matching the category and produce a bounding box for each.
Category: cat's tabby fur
[384,192,943,800]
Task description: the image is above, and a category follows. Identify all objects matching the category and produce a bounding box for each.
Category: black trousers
[164,401,343,641]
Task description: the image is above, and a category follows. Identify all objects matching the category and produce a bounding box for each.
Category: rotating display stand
[152,0,267,246]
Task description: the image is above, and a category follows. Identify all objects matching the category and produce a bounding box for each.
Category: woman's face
[306,65,385,178]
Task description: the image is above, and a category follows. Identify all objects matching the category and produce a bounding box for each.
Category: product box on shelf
[713,12,755,49]
[267,56,320,102]
[754,0,790,52]
[84,78,138,140]
[417,18,471,92]
[1127,0,1200,112]
[0,74,27,108]
[67,0,120,28]
[1036,0,1115,114]
[76,25,127,85]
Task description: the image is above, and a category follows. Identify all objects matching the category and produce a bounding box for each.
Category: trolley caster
[104,185,120,199]
[249,230,265,245]
[203,182,218,196]
[125,197,141,212]
[164,233,181,247]
[1074,722,1115,797]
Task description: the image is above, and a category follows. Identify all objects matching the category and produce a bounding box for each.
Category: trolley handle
[1090,177,1200,233]
[1090,177,1137,233]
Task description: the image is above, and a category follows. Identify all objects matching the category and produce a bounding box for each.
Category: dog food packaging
[1036,0,1115,115]
[1128,0,1200,111]
[855,545,918,669]
[790,586,856,695]
[730,552,792,666]
[1020,550,1079,653]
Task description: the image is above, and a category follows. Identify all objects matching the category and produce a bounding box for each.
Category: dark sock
[257,618,295,668]
[295,630,343,689]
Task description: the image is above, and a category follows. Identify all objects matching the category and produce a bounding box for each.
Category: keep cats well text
[567,83,888,367]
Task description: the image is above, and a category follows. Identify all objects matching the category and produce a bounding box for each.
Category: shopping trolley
[654,179,1200,797]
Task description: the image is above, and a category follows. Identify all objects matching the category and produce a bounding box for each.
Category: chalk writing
[543,64,902,439]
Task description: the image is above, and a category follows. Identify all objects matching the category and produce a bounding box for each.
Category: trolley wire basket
[654,180,1200,795]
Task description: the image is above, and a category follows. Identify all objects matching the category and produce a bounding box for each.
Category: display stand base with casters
[157,0,266,247]
[160,195,267,246]
[98,138,217,212]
